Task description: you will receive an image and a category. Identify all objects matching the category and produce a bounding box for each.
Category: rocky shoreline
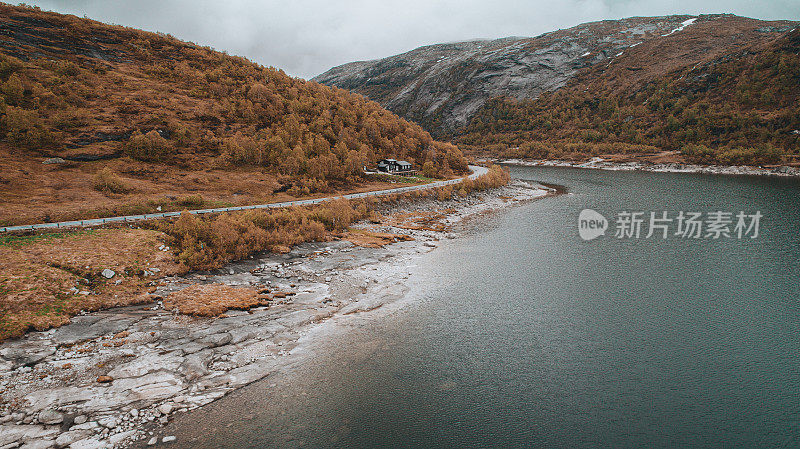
[497,158,800,177]
[0,180,553,449]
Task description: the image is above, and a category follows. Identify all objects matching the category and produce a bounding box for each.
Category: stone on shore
[37,409,63,425]
[107,352,180,379]
[101,269,115,279]
[17,439,56,449]
[0,424,58,447]
[69,438,105,449]
[98,416,118,429]
[157,403,174,415]
[50,315,141,346]
[0,341,56,368]
[108,430,136,445]
[202,332,232,348]
[54,429,92,448]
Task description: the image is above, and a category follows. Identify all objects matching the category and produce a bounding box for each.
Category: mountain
[0,4,467,226]
[314,15,800,165]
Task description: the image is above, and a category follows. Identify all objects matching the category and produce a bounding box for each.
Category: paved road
[1,165,489,233]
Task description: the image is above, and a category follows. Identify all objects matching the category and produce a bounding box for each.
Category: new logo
[578,209,608,241]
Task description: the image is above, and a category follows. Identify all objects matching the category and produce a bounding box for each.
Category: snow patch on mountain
[663,18,697,36]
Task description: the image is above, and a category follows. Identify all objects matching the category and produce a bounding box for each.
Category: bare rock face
[313,14,796,136]
[314,16,690,134]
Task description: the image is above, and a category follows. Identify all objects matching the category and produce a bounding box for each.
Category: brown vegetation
[93,167,130,194]
[162,284,270,316]
[340,229,414,248]
[0,228,182,341]
[151,198,375,270]
[0,163,509,341]
[0,3,468,225]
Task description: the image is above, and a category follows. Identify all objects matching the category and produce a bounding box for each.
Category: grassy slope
[454,17,800,165]
[0,4,469,226]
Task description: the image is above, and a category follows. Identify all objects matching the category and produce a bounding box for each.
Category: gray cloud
[26,0,800,79]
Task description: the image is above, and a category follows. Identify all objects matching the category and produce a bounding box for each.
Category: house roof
[397,160,411,165]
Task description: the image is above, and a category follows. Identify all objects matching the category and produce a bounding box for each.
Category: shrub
[222,132,262,165]
[717,145,783,165]
[155,199,373,270]
[0,55,23,80]
[93,167,130,194]
[1,73,24,106]
[422,161,437,178]
[51,108,91,129]
[683,144,784,165]
[2,106,56,149]
[125,130,173,161]
[175,195,205,208]
[681,144,717,164]
[54,60,80,77]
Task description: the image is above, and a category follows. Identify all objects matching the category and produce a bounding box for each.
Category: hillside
[0,4,468,226]
[314,15,800,165]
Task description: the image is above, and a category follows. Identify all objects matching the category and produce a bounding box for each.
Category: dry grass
[0,164,510,340]
[151,198,377,270]
[162,284,270,316]
[93,167,130,194]
[339,229,414,248]
[0,228,183,341]
[381,210,452,232]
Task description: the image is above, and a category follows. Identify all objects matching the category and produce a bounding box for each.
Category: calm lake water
[169,166,800,448]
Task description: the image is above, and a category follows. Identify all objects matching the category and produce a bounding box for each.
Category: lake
[167,166,800,448]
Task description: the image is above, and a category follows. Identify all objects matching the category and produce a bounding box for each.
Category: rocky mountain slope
[456,20,800,164]
[313,15,798,145]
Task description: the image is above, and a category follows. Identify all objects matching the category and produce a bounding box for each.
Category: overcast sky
[26,0,800,79]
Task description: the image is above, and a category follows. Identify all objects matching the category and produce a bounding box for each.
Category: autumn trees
[456,29,800,165]
[0,3,468,195]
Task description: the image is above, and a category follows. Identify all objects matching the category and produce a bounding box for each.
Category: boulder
[202,332,232,348]
[54,429,92,448]
[108,430,136,445]
[180,351,212,381]
[68,438,105,449]
[101,371,183,404]
[107,352,181,379]
[18,439,55,449]
[98,416,117,429]
[0,341,56,368]
[100,269,115,279]
[50,315,140,346]
[37,409,63,425]
[0,424,58,447]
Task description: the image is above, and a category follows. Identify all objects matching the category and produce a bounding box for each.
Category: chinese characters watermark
[579,209,762,241]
